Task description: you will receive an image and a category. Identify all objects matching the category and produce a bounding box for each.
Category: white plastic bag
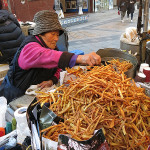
[120,27,139,45]
[56,9,64,19]
[125,27,139,43]
[0,97,7,128]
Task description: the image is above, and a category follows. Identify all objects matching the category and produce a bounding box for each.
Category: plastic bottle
[0,97,7,128]
[6,122,12,134]
[12,118,16,130]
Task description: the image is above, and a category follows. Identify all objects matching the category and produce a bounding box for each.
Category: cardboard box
[0,77,4,85]
[21,25,30,36]
[0,64,9,79]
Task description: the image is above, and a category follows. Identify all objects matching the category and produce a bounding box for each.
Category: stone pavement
[66,7,139,54]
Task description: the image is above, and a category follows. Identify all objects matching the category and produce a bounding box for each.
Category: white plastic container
[0,97,7,128]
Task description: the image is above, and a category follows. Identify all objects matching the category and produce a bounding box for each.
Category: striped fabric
[33,10,64,36]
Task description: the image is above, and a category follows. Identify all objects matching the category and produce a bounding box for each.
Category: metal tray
[96,48,138,78]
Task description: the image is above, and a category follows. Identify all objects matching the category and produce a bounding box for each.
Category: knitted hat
[33,10,64,35]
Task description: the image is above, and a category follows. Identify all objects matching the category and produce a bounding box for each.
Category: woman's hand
[37,80,53,90]
[76,52,101,66]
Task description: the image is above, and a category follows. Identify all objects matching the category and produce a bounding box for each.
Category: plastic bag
[4,137,17,149]
[39,104,64,130]
[0,97,7,128]
[42,128,110,150]
[125,27,139,43]
[56,9,64,19]
[120,27,140,45]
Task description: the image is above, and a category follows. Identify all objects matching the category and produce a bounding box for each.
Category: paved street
[66,7,139,54]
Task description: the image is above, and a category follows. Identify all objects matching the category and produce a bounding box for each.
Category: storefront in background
[94,0,113,12]
[65,0,88,13]
[5,0,116,22]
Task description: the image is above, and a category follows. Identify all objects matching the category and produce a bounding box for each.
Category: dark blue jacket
[0,9,25,64]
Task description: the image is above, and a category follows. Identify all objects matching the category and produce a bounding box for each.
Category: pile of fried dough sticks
[36,64,150,150]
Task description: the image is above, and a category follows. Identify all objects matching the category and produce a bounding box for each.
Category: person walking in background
[127,0,136,22]
[0,0,25,64]
[53,1,64,18]
[118,0,128,23]
[53,2,63,11]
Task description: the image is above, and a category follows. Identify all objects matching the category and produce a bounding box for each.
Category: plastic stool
[70,50,84,55]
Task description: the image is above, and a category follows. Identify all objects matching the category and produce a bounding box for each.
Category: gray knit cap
[33,10,64,35]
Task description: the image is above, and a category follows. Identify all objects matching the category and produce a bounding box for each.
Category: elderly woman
[0,10,101,103]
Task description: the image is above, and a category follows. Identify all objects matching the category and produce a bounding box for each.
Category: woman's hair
[0,0,3,10]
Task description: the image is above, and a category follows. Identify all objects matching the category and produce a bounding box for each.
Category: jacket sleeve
[18,42,75,70]
[8,13,20,27]
[50,68,62,84]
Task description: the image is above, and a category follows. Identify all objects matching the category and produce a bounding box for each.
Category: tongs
[101,60,110,66]
[86,61,110,71]
[101,60,120,73]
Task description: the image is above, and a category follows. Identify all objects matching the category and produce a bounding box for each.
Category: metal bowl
[96,48,138,78]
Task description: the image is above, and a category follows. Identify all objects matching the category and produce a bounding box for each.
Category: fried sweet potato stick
[36,63,150,149]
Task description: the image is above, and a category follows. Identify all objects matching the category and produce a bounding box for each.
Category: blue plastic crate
[70,50,84,55]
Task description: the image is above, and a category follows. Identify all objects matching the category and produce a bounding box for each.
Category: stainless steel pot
[96,48,138,78]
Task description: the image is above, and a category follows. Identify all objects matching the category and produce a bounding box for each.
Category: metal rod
[141,0,149,62]
[137,0,142,35]
[143,0,149,33]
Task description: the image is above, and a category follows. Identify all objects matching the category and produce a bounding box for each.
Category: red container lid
[0,127,5,137]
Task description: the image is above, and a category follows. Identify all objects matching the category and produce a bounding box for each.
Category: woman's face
[40,31,59,49]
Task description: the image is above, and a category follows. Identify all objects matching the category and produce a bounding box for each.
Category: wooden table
[0,64,9,85]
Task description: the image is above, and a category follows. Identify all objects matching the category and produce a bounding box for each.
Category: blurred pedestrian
[118,0,128,22]
[0,0,25,64]
[127,0,136,22]
[53,2,63,11]
[53,1,64,18]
